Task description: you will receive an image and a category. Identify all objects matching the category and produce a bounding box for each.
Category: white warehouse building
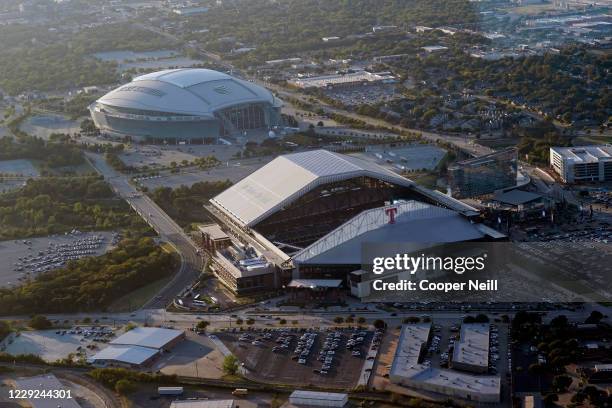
[289,390,348,407]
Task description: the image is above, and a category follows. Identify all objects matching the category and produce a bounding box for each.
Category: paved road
[85,152,202,309]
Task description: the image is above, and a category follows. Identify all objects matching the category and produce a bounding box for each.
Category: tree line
[0,176,148,239]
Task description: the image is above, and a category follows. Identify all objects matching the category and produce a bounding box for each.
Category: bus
[232,388,248,396]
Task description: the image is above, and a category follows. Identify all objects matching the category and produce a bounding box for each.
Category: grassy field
[107,243,178,312]
[107,276,173,312]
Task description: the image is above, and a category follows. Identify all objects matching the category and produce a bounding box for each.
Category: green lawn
[107,276,173,312]
[409,172,439,190]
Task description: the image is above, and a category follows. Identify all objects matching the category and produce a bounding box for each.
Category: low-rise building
[197,224,232,252]
[451,323,490,373]
[289,390,348,407]
[390,324,501,403]
[89,327,185,368]
[550,145,612,183]
[288,71,396,89]
[209,241,276,294]
[170,400,235,408]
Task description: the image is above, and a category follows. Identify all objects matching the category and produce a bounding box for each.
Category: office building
[550,145,612,183]
[449,148,518,198]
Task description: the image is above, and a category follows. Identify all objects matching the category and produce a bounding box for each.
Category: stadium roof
[210,149,416,227]
[110,327,183,350]
[89,345,158,366]
[15,374,82,408]
[97,68,282,118]
[293,201,485,265]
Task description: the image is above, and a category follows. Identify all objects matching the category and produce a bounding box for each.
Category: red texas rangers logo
[385,207,398,224]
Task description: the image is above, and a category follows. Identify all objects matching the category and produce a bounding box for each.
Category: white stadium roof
[96,68,282,118]
[89,345,159,366]
[210,149,415,227]
[110,327,183,350]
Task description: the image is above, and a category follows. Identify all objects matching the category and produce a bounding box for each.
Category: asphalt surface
[85,152,202,309]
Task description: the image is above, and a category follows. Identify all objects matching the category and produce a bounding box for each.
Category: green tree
[115,379,135,395]
[196,321,210,331]
[222,354,239,376]
[29,315,52,330]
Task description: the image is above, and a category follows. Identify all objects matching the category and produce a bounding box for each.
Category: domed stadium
[89,68,283,142]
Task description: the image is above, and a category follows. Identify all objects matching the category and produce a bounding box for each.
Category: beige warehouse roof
[210,149,415,227]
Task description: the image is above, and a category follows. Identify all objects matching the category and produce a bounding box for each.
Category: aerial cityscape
[0,0,611,407]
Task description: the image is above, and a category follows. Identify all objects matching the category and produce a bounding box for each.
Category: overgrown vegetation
[0,238,178,314]
[0,176,148,239]
[149,180,232,228]
[89,367,177,391]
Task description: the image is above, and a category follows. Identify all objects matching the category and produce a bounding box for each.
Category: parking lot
[153,332,227,379]
[351,144,447,173]
[20,114,80,140]
[325,83,401,107]
[218,328,374,387]
[137,159,268,189]
[0,159,40,176]
[0,231,117,287]
[1,326,118,362]
[120,145,243,169]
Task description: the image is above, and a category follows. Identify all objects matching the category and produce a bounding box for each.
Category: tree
[115,379,135,395]
[585,310,604,324]
[196,321,209,332]
[222,354,239,376]
[29,315,52,330]
[543,393,558,407]
[550,315,569,328]
[373,319,386,330]
[333,316,344,324]
[552,374,572,392]
[474,314,489,323]
[0,320,10,340]
[357,317,366,324]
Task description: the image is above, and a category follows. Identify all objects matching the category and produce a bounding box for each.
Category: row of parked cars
[293,332,317,365]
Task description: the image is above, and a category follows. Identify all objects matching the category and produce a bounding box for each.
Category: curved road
[85,153,202,309]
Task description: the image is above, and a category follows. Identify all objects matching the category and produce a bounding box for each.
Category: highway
[85,152,202,309]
